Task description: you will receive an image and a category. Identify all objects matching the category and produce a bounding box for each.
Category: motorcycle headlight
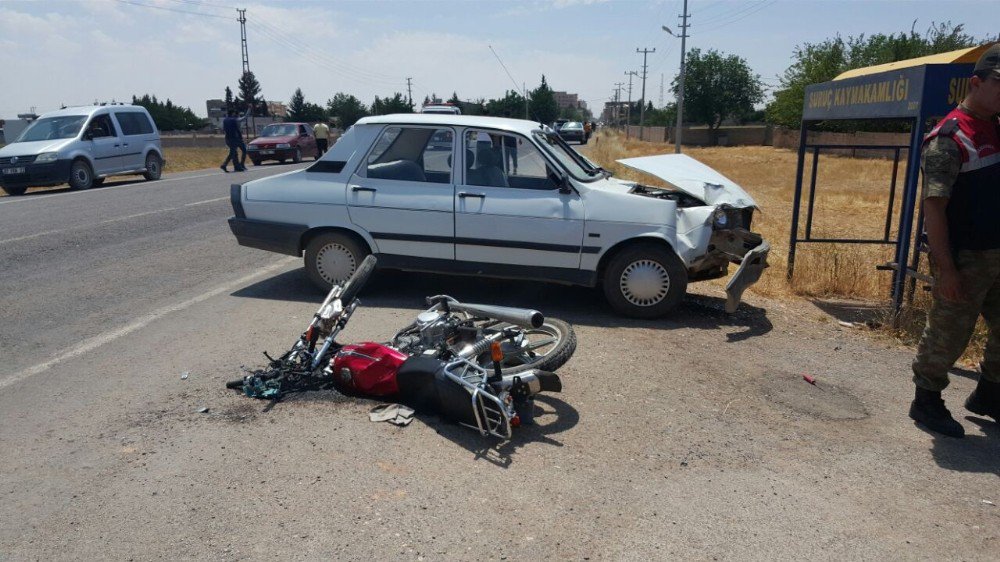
[712,208,729,228]
[36,152,59,163]
[276,143,291,149]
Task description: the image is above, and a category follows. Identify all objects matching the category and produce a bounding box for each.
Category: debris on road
[181,371,189,380]
[803,374,817,386]
[838,321,856,328]
[197,407,210,414]
[984,500,996,506]
[369,404,415,427]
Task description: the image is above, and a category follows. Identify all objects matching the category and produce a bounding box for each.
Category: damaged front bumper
[725,240,770,313]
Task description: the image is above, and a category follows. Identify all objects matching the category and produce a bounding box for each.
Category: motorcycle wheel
[478,317,576,375]
[338,254,377,307]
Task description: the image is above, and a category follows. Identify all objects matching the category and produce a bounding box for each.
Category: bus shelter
[786,44,996,318]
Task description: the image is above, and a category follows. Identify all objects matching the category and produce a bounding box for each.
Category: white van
[0,105,164,196]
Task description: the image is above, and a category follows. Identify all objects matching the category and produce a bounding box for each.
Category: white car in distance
[228,114,769,317]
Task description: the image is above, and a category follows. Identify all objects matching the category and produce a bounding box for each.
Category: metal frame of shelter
[786,44,995,319]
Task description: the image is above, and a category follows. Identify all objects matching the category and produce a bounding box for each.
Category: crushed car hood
[616,153,757,208]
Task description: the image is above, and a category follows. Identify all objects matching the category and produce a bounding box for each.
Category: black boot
[965,378,1000,422]
[910,387,965,438]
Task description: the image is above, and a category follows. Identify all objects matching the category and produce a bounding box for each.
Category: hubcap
[619,259,670,306]
[315,243,356,285]
[74,166,89,183]
[148,158,159,175]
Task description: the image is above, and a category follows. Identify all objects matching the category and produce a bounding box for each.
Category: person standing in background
[314,121,330,157]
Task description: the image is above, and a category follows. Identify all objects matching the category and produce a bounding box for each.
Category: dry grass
[582,130,986,363]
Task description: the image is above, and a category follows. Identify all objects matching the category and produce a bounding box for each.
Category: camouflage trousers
[913,249,1000,391]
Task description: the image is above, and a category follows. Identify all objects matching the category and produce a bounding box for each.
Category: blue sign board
[802,63,975,121]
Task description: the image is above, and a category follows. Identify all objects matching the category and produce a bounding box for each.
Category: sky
[0,0,996,119]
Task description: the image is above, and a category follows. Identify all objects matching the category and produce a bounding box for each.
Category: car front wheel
[304,232,370,291]
[602,242,687,318]
[68,159,94,190]
[292,149,302,164]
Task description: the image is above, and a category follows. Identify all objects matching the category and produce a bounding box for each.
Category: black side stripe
[94,151,144,161]
[371,232,601,254]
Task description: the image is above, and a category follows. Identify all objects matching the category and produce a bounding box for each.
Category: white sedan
[228,114,769,317]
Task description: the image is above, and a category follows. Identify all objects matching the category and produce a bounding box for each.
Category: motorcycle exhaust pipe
[449,302,544,329]
[499,370,562,394]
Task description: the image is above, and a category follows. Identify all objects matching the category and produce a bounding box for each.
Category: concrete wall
[772,128,911,159]
[624,125,771,146]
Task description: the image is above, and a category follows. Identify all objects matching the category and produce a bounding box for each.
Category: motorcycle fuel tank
[330,342,407,396]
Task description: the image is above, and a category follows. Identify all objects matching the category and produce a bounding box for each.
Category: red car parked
[247,122,318,165]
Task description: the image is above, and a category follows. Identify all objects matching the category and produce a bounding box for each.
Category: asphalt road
[0,164,997,560]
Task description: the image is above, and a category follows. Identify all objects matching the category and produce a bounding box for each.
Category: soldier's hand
[935,268,967,303]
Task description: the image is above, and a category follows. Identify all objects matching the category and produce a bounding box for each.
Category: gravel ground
[1,266,997,560]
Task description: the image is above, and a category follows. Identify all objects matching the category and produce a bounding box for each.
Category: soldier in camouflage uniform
[910,44,1000,438]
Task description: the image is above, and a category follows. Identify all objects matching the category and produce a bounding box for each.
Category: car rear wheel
[602,242,687,318]
[143,153,163,180]
[305,232,370,291]
[68,159,94,190]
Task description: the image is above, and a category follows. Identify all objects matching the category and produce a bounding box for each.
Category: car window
[464,130,555,190]
[14,115,86,142]
[261,124,298,137]
[115,112,154,136]
[298,125,308,136]
[86,114,117,138]
[365,126,452,184]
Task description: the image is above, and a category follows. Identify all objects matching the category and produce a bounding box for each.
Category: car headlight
[36,152,59,163]
[712,208,729,228]
[276,143,291,149]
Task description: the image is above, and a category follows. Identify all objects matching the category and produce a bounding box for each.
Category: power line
[699,0,776,32]
[114,0,230,20]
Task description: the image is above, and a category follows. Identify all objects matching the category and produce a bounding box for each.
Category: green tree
[132,94,206,131]
[528,75,559,125]
[224,86,234,111]
[485,90,525,119]
[326,92,368,129]
[485,90,526,118]
[237,71,267,116]
[447,92,461,105]
[287,88,306,120]
[673,48,763,142]
[766,22,982,129]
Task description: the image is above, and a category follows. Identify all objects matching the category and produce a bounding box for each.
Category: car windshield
[261,124,299,137]
[15,115,87,143]
[532,130,604,182]
[563,122,583,130]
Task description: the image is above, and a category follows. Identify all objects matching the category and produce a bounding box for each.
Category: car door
[346,125,456,260]
[298,124,316,157]
[84,114,123,175]
[455,129,585,269]
[111,111,146,171]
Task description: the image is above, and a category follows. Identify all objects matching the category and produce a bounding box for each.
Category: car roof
[40,105,146,118]
[356,113,546,135]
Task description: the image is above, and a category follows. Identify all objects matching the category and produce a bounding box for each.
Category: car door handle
[458,192,485,199]
[350,185,376,193]
[113,144,120,148]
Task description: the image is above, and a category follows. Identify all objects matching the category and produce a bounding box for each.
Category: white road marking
[184,196,228,207]
[0,257,298,390]
[98,208,175,225]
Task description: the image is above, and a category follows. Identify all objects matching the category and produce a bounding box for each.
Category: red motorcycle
[227,256,575,439]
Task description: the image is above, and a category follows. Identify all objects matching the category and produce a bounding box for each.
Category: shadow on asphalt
[929,417,999,475]
[427,395,580,468]
[233,267,773,337]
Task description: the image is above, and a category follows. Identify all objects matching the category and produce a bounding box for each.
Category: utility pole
[664,0,690,153]
[659,73,665,108]
[636,47,655,140]
[405,77,413,109]
[523,82,529,120]
[613,82,625,129]
[237,8,255,139]
[624,70,637,139]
